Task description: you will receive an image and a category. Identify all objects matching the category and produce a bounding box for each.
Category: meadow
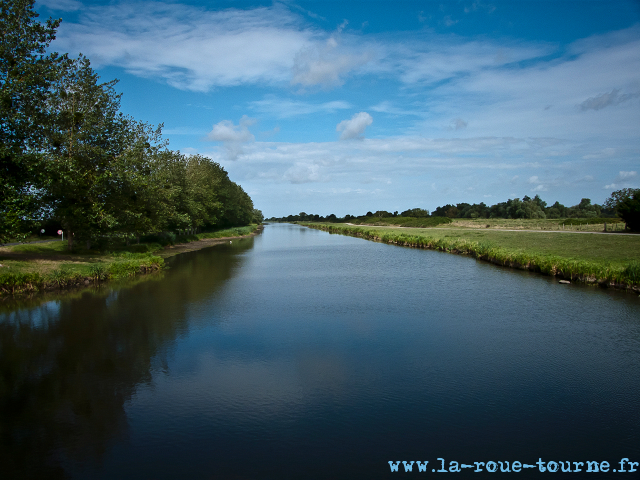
[346,216,625,232]
[305,222,640,291]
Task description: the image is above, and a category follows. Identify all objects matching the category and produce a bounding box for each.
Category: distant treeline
[1,2,262,248]
[266,190,640,231]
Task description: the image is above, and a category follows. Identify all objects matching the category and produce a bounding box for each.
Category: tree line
[267,190,640,231]
[1,0,262,248]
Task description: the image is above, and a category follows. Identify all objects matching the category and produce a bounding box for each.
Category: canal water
[1,223,639,479]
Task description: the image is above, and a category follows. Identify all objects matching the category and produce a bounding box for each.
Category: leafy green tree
[43,55,135,249]
[374,210,393,218]
[603,188,640,217]
[617,191,640,231]
[566,198,601,218]
[400,208,430,217]
[252,209,264,224]
[546,201,566,218]
[0,0,62,242]
[104,124,169,243]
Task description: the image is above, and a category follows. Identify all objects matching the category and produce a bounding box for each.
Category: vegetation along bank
[305,223,640,294]
[0,225,262,296]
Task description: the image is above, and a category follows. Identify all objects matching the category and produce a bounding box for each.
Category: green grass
[8,241,70,254]
[347,216,453,227]
[307,223,640,290]
[0,225,261,295]
[0,253,164,295]
[195,225,257,240]
[447,217,625,231]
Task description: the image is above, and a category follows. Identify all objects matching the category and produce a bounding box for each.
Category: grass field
[347,216,626,232]
[305,222,640,290]
[0,225,261,295]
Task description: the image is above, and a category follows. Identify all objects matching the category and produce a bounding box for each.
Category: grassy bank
[306,223,640,292]
[348,217,453,228]
[345,216,626,232]
[0,225,261,295]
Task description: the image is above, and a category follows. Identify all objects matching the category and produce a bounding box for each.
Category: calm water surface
[1,224,639,479]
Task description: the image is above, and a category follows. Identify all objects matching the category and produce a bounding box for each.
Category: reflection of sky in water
[0,300,60,329]
[121,226,640,471]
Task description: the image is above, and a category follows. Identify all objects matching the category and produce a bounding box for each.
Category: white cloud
[53,2,312,91]
[528,176,539,184]
[249,96,352,118]
[207,116,256,160]
[336,112,373,140]
[284,163,322,184]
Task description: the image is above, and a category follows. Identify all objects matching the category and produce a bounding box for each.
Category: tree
[43,55,135,249]
[104,123,169,243]
[0,0,62,242]
[603,188,640,216]
[400,208,430,217]
[546,201,566,219]
[566,198,601,218]
[617,191,640,231]
[252,209,264,224]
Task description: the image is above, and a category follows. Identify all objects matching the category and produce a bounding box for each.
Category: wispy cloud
[291,21,374,88]
[37,0,82,11]
[579,88,640,110]
[249,96,351,118]
[54,2,312,91]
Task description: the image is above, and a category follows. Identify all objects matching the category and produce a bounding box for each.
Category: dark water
[1,223,639,479]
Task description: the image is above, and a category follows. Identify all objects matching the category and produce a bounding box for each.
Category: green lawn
[306,223,640,287]
[391,227,639,265]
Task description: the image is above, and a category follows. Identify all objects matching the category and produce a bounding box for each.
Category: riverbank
[346,216,628,232]
[305,223,640,293]
[0,225,263,295]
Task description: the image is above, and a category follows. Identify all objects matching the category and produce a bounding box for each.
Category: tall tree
[0,0,62,242]
[43,55,135,249]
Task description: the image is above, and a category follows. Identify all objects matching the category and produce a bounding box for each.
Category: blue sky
[36,0,640,217]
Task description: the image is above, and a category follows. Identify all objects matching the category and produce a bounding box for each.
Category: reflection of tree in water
[0,238,253,478]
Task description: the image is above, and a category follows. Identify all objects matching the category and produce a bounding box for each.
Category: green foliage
[622,261,640,284]
[400,208,430,217]
[88,263,107,281]
[603,188,639,212]
[1,2,258,248]
[0,0,63,242]
[617,191,640,232]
